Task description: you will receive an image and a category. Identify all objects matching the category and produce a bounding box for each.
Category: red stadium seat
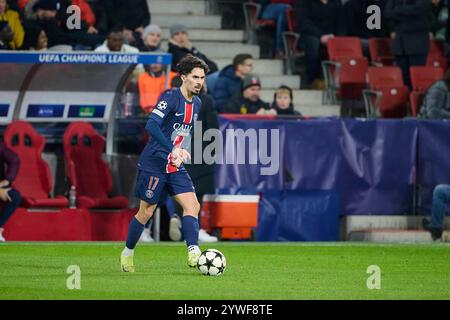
[426,39,448,72]
[4,121,69,208]
[364,66,410,118]
[63,122,128,209]
[408,66,443,117]
[368,38,395,66]
[410,66,444,92]
[409,91,425,117]
[322,37,369,103]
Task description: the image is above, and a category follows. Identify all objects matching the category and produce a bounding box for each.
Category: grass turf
[1,242,450,300]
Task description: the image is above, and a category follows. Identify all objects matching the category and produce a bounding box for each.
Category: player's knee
[136,205,155,222]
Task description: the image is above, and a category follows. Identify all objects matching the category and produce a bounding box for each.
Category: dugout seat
[63,122,128,209]
[368,38,395,66]
[322,37,369,104]
[4,121,69,208]
[409,66,444,117]
[363,66,410,118]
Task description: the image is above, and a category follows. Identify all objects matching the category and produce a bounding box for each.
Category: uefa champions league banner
[0,51,172,65]
[216,117,418,215]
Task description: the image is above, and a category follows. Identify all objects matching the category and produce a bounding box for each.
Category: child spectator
[0,0,24,49]
[272,85,301,115]
[226,74,273,114]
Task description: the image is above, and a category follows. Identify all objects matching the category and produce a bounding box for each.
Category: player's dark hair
[176,54,209,76]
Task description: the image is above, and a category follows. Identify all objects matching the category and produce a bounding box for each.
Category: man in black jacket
[226,74,272,114]
[168,24,218,74]
[385,0,432,88]
[295,0,346,87]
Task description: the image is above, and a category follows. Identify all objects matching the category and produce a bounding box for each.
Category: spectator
[422,184,449,241]
[139,24,162,52]
[0,140,21,242]
[344,0,389,55]
[271,85,301,115]
[95,26,139,53]
[431,0,447,40]
[0,20,13,49]
[26,0,104,49]
[100,0,150,47]
[294,0,346,88]
[138,61,178,114]
[255,0,294,58]
[385,0,432,88]
[0,0,25,49]
[22,21,48,49]
[71,0,98,35]
[418,68,450,119]
[226,74,273,114]
[212,53,253,112]
[168,23,218,74]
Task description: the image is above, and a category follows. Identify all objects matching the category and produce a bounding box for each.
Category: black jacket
[384,0,431,55]
[226,92,270,114]
[295,0,346,37]
[100,0,150,31]
[168,41,218,74]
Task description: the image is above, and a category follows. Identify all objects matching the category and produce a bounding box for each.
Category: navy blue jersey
[138,88,202,174]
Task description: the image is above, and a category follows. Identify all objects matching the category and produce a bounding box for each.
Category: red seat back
[426,39,448,71]
[63,122,112,199]
[410,66,444,92]
[327,37,364,61]
[4,121,52,200]
[367,66,405,89]
[368,38,394,65]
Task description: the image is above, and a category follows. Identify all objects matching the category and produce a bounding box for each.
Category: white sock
[188,245,200,254]
[122,247,134,257]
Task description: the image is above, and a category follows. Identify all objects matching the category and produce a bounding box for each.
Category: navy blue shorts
[135,169,195,204]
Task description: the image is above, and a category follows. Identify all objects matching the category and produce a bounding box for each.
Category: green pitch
[1,242,450,300]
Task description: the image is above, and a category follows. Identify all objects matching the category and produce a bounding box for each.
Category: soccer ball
[197,249,227,276]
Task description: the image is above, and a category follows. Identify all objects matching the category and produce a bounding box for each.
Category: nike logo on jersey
[175,112,184,116]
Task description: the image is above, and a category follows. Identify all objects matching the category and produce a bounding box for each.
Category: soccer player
[120,54,209,272]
